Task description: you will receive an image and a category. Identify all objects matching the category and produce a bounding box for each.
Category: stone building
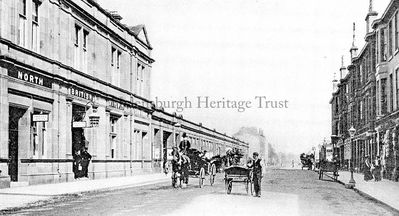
[0,0,248,188]
[331,0,399,181]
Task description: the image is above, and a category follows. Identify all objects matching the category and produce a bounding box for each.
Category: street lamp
[348,126,356,188]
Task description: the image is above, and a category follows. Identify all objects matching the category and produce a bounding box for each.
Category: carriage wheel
[245,180,249,194]
[209,164,216,186]
[318,170,323,180]
[199,167,205,188]
[249,171,254,195]
[171,172,177,188]
[227,180,232,194]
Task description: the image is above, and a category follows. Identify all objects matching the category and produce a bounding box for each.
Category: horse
[170,147,190,188]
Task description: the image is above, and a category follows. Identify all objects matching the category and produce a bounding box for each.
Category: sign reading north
[8,67,52,88]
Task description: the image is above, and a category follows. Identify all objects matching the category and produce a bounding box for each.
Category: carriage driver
[248,152,262,197]
[179,132,191,154]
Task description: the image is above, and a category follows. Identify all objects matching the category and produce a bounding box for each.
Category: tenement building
[331,0,399,181]
[0,0,248,188]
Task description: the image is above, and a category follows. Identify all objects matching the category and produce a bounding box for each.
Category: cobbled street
[4,169,397,216]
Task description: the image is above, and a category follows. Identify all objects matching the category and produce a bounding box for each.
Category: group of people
[363,155,382,181]
[73,147,92,179]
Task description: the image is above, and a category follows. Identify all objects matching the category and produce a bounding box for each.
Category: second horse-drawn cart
[171,148,217,188]
[224,166,253,195]
[318,160,339,181]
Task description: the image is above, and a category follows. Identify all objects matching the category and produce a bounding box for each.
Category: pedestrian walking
[364,155,373,181]
[81,147,92,178]
[179,132,191,154]
[248,152,262,197]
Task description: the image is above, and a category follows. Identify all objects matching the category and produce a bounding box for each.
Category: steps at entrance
[10,181,29,188]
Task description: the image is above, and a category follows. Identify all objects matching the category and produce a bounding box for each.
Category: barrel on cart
[224,166,253,195]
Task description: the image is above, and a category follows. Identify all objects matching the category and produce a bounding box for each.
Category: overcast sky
[98,0,390,154]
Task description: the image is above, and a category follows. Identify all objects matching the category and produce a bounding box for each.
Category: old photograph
[0,0,399,215]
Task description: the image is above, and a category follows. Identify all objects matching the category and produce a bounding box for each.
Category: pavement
[0,173,170,211]
[322,170,399,213]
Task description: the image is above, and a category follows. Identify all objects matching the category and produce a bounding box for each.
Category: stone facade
[0,0,248,188]
[331,0,399,181]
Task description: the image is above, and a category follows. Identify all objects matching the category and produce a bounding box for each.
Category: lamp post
[348,126,356,188]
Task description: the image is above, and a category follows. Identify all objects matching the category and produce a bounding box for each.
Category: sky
[98,0,391,155]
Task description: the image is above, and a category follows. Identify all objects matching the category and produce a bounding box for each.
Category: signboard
[32,114,49,122]
[107,100,125,111]
[8,66,52,88]
[68,87,94,101]
[72,121,87,128]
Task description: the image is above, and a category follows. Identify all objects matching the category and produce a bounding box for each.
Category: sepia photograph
[0,0,399,215]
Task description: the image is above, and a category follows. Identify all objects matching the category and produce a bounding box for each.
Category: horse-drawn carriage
[300,153,314,170]
[224,166,253,195]
[171,148,217,188]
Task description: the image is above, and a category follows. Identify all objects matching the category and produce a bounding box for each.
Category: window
[381,28,387,61]
[389,20,393,57]
[396,12,399,51]
[74,25,89,72]
[381,78,388,114]
[82,30,88,70]
[111,47,121,87]
[74,25,81,69]
[31,1,39,52]
[377,80,380,114]
[359,101,363,120]
[18,0,26,47]
[390,73,394,112]
[31,112,47,157]
[136,63,145,96]
[110,116,119,158]
[396,69,399,109]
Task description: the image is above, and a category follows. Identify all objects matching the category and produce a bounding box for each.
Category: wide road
[5,169,397,216]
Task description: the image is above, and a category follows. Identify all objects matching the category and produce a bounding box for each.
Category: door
[8,106,27,182]
[162,131,171,170]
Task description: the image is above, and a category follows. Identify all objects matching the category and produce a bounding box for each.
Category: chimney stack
[350,23,358,59]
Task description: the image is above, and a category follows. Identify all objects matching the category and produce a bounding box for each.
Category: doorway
[8,106,27,182]
[162,131,171,170]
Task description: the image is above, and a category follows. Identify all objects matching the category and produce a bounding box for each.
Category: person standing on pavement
[364,155,373,181]
[179,132,191,154]
[81,147,92,178]
[248,152,262,197]
[73,149,83,179]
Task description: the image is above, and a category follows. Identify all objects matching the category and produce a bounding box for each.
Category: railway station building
[0,0,248,188]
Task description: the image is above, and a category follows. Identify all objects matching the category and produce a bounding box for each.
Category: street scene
[1,0,399,215]
[2,169,396,216]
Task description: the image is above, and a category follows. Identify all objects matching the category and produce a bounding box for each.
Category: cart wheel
[245,180,249,194]
[227,180,232,194]
[199,167,205,188]
[250,181,254,195]
[210,164,216,186]
[224,178,228,193]
[319,170,323,180]
[171,172,177,188]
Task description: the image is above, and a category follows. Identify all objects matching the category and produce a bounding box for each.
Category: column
[0,68,9,176]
